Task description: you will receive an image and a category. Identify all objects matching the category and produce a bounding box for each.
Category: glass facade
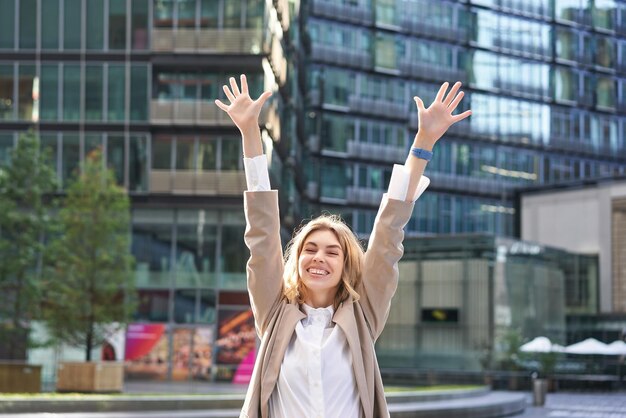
[376,235,598,371]
[305,0,626,238]
[1,0,294,383]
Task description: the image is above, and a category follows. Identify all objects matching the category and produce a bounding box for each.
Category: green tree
[0,131,57,360]
[45,148,136,361]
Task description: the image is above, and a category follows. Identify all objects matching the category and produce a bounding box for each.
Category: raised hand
[414,81,471,147]
[215,74,272,133]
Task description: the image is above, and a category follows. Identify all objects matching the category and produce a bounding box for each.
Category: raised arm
[405,81,472,200]
[216,76,283,336]
[359,82,471,339]
[215,74,272,158]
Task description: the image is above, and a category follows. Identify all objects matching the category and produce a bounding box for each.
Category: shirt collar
[301,303,334,328]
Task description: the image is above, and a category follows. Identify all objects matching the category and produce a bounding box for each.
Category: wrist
[413,132,436,151]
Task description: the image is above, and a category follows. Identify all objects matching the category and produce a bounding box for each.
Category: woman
[215,75,471,418]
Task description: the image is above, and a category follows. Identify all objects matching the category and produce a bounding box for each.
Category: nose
[312,250,325,263]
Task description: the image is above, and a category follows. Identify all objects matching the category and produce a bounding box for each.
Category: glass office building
[376,235,598,371]
[304,0,626,238]
[0,0,301,382]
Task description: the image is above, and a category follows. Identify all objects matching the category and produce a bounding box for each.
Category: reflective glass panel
[0,0,15,49]
[130,64,148,121]
[201,0,219,28]
[85,65,104,121]
[86,0,105,50]
[131,0,149,49]
[129,134,148,191]
[107,134,125,185]
[108,64,126,121]
[64,0,81,49]
[178,0,196,28]
[17,64,35,121]
[41,0,59,49]
[63,64,80,121]
[132,209,174,288]
[0,64,14,120]
[19,0,36,49]
[176,209,218,288]
[109,0,127,49]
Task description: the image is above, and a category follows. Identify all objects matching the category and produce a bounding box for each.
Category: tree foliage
[0,131,57,360]
[45,148,136,361]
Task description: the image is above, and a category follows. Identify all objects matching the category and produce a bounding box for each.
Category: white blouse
[268,304,362,418]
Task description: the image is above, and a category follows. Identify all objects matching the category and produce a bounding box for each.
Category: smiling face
[297,229,345,307]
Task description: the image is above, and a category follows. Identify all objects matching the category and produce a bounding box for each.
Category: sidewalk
[123,381,248,395]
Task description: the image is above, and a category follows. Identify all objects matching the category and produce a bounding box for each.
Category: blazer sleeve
[359,194,415,341]
[243,190,285,337]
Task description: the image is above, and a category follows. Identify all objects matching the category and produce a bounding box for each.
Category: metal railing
[149,169,246,195]
[151,28,264,54]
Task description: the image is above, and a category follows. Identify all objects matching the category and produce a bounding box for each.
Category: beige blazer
[240,190,415,418]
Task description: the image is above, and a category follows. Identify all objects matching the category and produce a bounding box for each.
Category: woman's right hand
[215,74,272,133]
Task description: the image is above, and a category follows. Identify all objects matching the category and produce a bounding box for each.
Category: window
[593,0,616,30]
[154,0,175,28]
[224,1,242,28]
[41,0,59,49]
[201,0,219,28]
[109,0,127,50]
[221,137,240,170]
[63,64,81,121]
[108,64,126,121]
[0,64,14,120]
[19,0,37,49]
[152,135,172,169]
[86,0,105,50]
[176,209,218,288]
[39,64,59,121]
[64,0,81,50]
[178,0,196,28]
[198,137,217,170]
[85,65,104,121]
[130,64,148,121]
[131,0,149,49]
[107,134,125,185]
[246,0,263,29]
[132,209,174,288]
[18,64,35,121]
[129,134,148,192]
[0,0,15,49]
[176,136,195,170]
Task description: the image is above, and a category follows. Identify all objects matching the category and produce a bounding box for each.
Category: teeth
[308,268,328,275]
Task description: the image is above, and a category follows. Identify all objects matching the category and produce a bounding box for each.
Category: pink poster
[124,323,168,380]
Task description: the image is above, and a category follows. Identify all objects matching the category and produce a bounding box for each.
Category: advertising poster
[192,327,213,380]
[124,323,168,380]
[215,308,256,384]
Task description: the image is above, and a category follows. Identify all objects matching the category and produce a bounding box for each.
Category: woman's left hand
[414,81,471,147]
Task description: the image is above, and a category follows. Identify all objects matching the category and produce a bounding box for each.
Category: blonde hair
[283,214,364,310]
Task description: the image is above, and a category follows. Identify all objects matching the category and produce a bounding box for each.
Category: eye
[327,252,339,256]
[304,249,315,253]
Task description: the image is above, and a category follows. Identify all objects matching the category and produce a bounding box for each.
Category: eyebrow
[304,242,342,250]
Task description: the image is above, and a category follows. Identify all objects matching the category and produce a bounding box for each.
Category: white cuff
[387,164,430,202]
[243,155,271,191]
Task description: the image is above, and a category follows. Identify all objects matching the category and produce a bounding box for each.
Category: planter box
[0,362,41,393]
[56,362,123,393]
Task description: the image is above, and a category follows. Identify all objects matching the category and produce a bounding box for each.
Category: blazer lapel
[260,301,305,408]
[333,299,372,417]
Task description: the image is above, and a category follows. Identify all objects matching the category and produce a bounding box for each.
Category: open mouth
[307,268,329,277]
